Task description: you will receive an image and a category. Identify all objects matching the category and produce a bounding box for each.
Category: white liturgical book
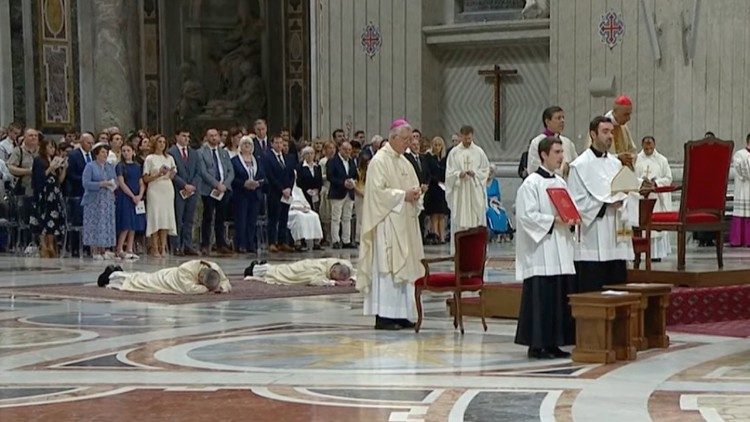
[610,166,640,194]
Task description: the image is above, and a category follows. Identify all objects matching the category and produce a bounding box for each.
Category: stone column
[0,0,13,124]
[88,0,141,131]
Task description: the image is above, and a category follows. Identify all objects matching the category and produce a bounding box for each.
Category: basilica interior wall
[314,0,423,140]
[551,0,750,162]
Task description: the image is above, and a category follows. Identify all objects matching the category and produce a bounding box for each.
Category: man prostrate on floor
[97,260,231,294]
[244,258,354,286]
[567,116,643,292]
[514,137,578,359]
[358,118,425,330]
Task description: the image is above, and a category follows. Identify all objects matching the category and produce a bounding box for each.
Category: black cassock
[514,274,576,348]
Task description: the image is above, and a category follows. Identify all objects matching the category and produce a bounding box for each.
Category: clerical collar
[535,166,555,178]
[590,146,607,158]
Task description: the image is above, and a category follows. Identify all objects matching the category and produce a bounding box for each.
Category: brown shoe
[280,244,295,252]
[268,244,280,253]
[218,246,234,255]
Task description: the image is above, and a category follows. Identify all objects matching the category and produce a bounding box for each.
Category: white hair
[370,135,384,146]
[301,146,314,156]
[239,135,255,149]
[388,123,412,140]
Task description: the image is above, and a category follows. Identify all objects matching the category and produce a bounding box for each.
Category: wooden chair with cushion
[633,197,657,271]
[650,137,734,270]
[414,226,488,334]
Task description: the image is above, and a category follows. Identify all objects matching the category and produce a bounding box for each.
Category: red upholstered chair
[633,198,657,271]
[650,137,734,270]
[414,226,488,334]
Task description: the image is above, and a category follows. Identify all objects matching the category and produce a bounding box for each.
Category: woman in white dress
[287,178,323,251]
[142,134,177,257]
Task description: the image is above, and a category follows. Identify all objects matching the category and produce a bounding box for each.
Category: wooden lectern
[602,283,672,350]
[568,292,641,364]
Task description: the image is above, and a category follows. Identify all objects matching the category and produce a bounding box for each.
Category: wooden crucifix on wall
[478,65,518,142]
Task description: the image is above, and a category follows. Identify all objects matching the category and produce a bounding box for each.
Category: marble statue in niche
[192,0,266,122]
[175,60,206,126]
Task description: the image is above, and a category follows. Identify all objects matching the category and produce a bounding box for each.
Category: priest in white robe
[358,119,425,330]
[287,183,323,250]
[100,260,231,294]
[634,136,673,259]
[568,116,638,292]
[445,125,490,253]
[245,258,354,286]
[730,133,750,247]
[526,106,578,178]
[515,137,577,360]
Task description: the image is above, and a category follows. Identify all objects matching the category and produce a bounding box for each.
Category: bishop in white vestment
[568,116,637,292]
[634,136,673,259]
[358,121,425,330]
[445,126,490,253]
[514,138,576,359]
[730,138,750,246]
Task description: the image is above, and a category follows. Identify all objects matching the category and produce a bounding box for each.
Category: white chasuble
[732,149,750,217]
[109,260,231,294]
[445,142,490,253]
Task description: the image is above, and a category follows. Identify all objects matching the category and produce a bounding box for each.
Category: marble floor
[0,242,748,421]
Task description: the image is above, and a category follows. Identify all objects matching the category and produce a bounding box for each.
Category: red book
[546,187,581,223]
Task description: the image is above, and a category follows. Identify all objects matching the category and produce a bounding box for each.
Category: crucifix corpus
[478,65,518,142]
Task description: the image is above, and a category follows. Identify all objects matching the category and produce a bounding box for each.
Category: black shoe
[527,347,555,359]
[332,242,342,249]
[374,315,402,330]
[97,264,122,287]
[244,260,259,277]
[396,319,416,329]
[545,347,571,358]
[342,243,356,249]
[313,244,322,250]
[651,258,661,263]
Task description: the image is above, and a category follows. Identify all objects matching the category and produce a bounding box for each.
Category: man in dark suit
[405,134,430,240]
[168,129,200,256]
[264,134,295,253]
[197,128,235,255]
[327,141,358,249]
[65,132,94,257]
[253,119,270,158]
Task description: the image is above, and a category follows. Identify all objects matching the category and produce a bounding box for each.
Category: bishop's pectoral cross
[478,65,518,143]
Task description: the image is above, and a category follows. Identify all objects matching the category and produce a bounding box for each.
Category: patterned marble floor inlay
[0,245,748,420]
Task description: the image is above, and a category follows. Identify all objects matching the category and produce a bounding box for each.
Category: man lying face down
[244,258,355,287]
[98,260,231,294]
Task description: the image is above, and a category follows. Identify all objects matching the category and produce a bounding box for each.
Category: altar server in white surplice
[287,183,323,249]
[568,116,638,292]
[730,133,750,247]
[514,137,577,360]
[634,136,673,259]
[358,119,425,331]
[102,260,231,294]
[445,125,490,253]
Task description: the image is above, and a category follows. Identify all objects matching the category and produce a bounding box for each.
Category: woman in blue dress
[115,143,146,259]
[81,142,117,260]
[485,165,513,241]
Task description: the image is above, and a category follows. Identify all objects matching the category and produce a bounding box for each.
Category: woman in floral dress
[31,138,67,258]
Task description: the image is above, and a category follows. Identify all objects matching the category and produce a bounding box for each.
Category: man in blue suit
[168,129,200,256]
[196,128,235,255]
[253,119,270,159]
[65,132,94,257]
[264,134,295,253]
[327,141,358,249]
